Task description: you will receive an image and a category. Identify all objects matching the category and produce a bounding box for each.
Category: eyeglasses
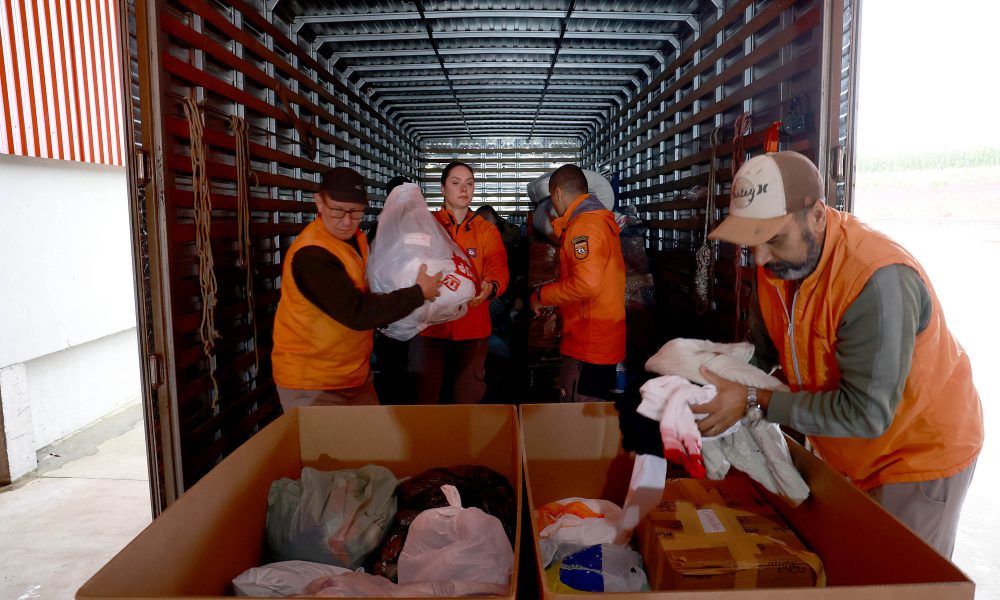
[324,206,366,220]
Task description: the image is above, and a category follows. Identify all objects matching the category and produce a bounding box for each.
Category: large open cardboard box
[520,402,974,599]
[77,405,522,599]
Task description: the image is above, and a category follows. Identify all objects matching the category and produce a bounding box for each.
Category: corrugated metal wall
[0,0,125,165]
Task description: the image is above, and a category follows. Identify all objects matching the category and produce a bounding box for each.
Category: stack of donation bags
[367,183,477,341]
[234,464,516,597]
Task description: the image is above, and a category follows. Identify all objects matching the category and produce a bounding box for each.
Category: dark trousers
[558,357,615,402]
[409,336,489,404]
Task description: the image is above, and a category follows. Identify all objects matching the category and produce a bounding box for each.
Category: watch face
[745,406,764,422]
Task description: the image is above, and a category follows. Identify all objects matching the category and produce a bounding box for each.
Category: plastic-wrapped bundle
[527,240,562,352]
[367,183,477,340]
[528,170,615,242]
[365,465,517,583]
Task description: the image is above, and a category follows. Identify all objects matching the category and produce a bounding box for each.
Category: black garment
[291,244,423,331]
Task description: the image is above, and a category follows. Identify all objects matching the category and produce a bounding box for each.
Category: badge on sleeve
[572,235,589,259]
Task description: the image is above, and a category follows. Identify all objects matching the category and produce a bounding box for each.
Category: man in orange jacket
[695,151,982,557]
[530,164,626,402]
[272,167,442,410]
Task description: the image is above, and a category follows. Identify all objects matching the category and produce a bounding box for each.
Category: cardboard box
[640,477,822,590]
[77,405,522,599]
[520,402,974,599]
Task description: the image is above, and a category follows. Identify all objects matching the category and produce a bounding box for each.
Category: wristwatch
[745,386,763,419]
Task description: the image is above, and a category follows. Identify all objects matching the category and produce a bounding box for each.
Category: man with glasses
[272,167,442,409]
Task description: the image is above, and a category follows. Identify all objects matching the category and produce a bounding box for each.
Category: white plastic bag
[535,497,625,567]
[397,484,514,587]
[304,571,508,597]
[367,183,477,340]
[266,465,398,569]
[232,560,353,597]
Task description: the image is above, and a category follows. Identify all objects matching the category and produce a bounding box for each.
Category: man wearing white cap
[693,151,982,558]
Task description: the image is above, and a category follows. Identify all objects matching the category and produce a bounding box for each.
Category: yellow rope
[182,96,220,409]
[229,114,260,374]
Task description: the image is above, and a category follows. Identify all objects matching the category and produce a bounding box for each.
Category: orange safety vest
[540,193,626,365]
[271,220,373,390]
[421,208,509,341]
[757,206,982,490]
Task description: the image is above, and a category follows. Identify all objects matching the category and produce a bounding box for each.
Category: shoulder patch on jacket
[572,235,589,259]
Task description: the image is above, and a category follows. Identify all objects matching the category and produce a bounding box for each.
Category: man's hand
[469,281,495,307]
[415,264,443,300]
[690,365,748,437]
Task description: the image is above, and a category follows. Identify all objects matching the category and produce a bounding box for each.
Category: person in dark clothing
[271,166,442,410]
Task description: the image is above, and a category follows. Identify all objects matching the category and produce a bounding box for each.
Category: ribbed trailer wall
[133,0,419,499]
[580,0,838,342]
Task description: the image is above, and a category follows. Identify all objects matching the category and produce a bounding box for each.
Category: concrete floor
[0,403,151,600]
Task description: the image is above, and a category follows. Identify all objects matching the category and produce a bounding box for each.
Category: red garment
[540,194,626,365]
[757,206,983,490]
[421,208,509,340]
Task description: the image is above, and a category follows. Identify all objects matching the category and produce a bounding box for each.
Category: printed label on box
[697,508,726,533]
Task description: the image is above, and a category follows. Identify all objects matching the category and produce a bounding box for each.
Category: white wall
[0,154,138,483]
[0,154,136,368]
[27,330,141,448]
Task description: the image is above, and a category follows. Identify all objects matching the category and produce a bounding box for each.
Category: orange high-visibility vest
[272,220,373,390]
[758,206,982,490]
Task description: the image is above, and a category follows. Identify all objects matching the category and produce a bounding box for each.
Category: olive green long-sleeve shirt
[749,264,932,438]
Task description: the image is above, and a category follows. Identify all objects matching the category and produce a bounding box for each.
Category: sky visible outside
[856,0,1000,156]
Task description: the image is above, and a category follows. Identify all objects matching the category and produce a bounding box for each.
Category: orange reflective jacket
[421,208,509,340]
[758,207,982,490]
[272,221,373,390]
[540,194,626,365]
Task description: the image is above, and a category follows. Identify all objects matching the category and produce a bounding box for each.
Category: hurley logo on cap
[732,179,770,209]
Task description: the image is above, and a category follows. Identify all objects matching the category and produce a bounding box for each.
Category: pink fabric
[637,375,716,478]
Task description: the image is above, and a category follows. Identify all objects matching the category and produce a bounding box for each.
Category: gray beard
[764,227,822,280]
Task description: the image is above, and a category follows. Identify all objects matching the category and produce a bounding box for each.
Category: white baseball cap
[708,151,825,246]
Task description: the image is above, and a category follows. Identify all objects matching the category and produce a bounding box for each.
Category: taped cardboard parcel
[77,405,522,600]
[520,402,974,599]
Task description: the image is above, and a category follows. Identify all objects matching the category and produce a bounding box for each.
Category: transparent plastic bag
[266,465,398,569]
[397,485,514,587]
[367,183,477,340]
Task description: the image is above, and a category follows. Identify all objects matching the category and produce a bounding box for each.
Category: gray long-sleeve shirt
[749,264,932,438]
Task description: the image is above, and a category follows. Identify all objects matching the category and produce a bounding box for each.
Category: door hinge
[135,149,150,186]
[148,354,164,389]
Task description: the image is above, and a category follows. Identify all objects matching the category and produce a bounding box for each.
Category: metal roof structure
[273,0,716,143]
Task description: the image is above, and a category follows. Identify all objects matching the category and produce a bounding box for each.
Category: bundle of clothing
[633,338,811,506]
[367,183,477,340]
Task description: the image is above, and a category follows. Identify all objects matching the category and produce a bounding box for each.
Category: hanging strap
[229,115,259,375]
[694,127,723,315]
[731,112,753,340]
[182,96,220,409]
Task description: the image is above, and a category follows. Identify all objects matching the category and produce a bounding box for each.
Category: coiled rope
[182,96,220,408]
[229,115,260,374]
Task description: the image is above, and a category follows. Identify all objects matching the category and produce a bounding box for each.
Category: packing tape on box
[650,479,824,588]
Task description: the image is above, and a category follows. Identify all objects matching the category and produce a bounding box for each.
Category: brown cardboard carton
[640,477,822,590]
[520,402,974,599]
[77,405,521,600]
